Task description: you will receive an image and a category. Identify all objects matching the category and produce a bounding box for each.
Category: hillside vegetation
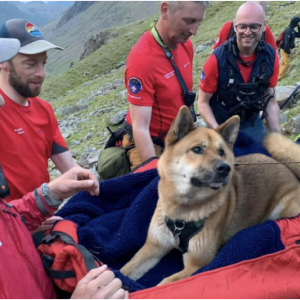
[41,1,160,74]
[40,1,300,159]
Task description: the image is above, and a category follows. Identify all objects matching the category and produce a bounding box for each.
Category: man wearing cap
[0,19,78,201]
[0,37,127,299]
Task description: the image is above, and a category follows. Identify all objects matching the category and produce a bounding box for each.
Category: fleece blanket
[57,132,278,292]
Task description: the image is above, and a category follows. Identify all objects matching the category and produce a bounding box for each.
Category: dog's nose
[215,162,231,177]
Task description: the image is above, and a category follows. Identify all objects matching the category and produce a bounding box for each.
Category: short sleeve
[125,53,155,107]
[199,54,219,94]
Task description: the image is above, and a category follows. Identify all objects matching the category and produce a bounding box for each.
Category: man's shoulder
[129,31,156,56]
[29,97,53,111]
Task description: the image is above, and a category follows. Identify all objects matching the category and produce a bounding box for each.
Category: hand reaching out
[48,167,99,200]
[71,265,128,299]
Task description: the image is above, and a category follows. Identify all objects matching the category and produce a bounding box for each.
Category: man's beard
[8,64,42,98]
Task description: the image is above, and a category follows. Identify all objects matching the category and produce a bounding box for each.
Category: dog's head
[158,106,240,201]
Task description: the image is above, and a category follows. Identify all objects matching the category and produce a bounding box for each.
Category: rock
[62,132,71,139]
[119,89,127,100]
[279,111,288,124]
[61,104,89,117]
[70,140,81,146]
[117,61,125,69]
[195,118,206,128]
[295,116,300,134]
[282,119,295,135]
[202,40,214,47]
[195,45,207,53]
[109,110,127,125]
[84,132,94,141]
[276,86,300,108]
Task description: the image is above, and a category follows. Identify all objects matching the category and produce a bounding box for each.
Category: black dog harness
[165,217,205,254]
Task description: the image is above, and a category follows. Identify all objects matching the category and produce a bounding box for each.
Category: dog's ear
[216,115,240,149]
[165,106,195,146]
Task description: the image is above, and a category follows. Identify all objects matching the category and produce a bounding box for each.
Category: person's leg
[240,117,267,144]
[279,49,291,80]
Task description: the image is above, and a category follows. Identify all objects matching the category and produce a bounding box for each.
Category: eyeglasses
[235,23,262,33]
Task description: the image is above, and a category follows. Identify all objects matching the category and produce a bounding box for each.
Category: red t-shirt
[199,51,279,94]
[0,89,69,201]
[213,21,277,50]
[125,31,194,137]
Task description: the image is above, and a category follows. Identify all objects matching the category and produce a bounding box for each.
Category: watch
[41,183,60,202]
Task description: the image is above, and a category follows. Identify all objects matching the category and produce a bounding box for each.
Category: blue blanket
[57,132,279,292]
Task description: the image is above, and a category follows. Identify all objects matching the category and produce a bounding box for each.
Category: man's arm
[197,90,219,129]
[265,88,281,133]
[10,167,99,231]
[51,150,79,174]
[129,103,156,163]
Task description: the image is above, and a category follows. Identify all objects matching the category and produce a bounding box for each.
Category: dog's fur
[121,106,300,285]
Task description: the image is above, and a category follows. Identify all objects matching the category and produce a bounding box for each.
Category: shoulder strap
[151,27,188,94]
[151,27,196,121]
[228,22,236,40]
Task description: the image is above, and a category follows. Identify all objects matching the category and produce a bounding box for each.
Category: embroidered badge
[25,22,42,38]
[128,77,142,94]
[200,69,206,81]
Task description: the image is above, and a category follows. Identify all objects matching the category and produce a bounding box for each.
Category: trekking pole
[280,84,300,110]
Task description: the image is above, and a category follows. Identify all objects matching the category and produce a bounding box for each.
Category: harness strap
[39,230,101,280]
[165,216,205,254]
[151,27,197,121]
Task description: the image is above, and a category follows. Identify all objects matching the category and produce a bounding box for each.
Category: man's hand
[48,167,99,200]
[71,265,128,299]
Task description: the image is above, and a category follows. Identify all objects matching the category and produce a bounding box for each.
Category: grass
[40,1,300,156]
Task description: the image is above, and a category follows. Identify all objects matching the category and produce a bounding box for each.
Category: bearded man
[0,19,78,201]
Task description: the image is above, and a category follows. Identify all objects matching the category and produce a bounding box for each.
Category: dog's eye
[219,149,225,157]
[192,147,203,154]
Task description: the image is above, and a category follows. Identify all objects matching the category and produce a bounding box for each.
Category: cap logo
[25,22,42,38]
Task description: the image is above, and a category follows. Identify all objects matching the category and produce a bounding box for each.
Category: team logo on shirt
[25,22,42,38]
[200,69,206,81]
[128,77,142,94]
[215,37,220,45]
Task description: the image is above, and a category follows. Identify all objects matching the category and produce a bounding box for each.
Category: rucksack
[36,220,102,294]
[97,126,132,180]
[276,31,284,47]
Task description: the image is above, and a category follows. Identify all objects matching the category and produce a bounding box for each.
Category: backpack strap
[37,220,102,282]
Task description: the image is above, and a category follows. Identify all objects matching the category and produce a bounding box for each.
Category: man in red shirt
[213,1,277,50]
[198,2,280,143]
[0,19,78,201]
[123,1,208,170]
[0,38,127,299]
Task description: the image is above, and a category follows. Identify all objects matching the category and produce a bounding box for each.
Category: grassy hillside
[41,1,160,74]
[40,1,300,155]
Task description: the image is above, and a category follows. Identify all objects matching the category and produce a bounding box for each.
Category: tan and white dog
[121,106,300,285]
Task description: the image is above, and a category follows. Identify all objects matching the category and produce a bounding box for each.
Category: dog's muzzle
[190,162,231,190]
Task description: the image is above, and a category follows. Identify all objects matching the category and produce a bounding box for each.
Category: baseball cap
[0,38,20,63]
[0,19,63,55]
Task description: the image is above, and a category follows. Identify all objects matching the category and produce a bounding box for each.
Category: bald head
[235,2,266,23]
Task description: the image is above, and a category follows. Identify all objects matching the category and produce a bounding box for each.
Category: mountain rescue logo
[25,22,42,38]
[200,69,206,81]
[128,77,142,94]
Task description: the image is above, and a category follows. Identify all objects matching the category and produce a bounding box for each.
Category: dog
[120,106,300,286]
